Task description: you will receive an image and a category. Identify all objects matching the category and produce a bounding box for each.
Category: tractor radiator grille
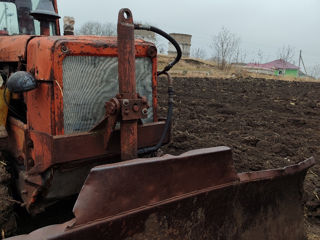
[62,56,153,134]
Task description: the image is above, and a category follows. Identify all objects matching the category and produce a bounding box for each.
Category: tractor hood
[0,35,35,62]
[0,35,152,72]
[25,35,152,81]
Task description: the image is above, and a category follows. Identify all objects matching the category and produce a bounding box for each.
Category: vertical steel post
[117,9,137,160]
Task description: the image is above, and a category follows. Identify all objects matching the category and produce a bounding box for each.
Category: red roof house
[246,59,299,76]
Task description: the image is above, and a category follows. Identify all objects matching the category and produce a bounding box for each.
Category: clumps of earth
[157,77,320,223]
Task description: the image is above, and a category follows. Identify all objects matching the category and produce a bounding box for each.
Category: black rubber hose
[134,24,182,75]
[138,72,173,155]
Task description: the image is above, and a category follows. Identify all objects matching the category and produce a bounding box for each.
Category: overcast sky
[58,0,320,68]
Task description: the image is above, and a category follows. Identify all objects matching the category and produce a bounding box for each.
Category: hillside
[158,55,317,82]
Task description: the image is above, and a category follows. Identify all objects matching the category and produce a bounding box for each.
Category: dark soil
[157,77,320,226]
[0,155,16,239]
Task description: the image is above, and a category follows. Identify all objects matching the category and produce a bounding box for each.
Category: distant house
[246,59,300,77]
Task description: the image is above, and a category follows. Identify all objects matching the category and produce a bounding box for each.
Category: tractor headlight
[6,71,37,93]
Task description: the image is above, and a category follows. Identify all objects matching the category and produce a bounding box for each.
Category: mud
[157,77,320,222]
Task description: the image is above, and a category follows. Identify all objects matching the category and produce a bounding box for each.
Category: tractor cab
[0,0,59,35]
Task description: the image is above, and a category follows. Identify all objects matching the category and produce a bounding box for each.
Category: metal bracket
[119,97,149,121]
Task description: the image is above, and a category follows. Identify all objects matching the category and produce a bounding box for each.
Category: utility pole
[300,51,307,75]
[298,50,307,77]
[298,50,301,70]
[298,50,301,77]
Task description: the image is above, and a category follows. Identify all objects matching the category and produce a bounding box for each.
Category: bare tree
[233,47,247,64]
[103,23,117,36]
[78,22,102,35]
[211,27,240,70]
[77,21,116,36]
[278,45,295,63]
[309,64,320,79]
[257,49,264,64]
[191,48,207,60]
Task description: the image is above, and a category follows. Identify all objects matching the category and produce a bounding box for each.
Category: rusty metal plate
[8,154,314,240]
[72,146,237,226]
[27,121,169,174]
[58,167,310,240]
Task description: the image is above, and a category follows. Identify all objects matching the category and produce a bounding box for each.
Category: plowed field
[157,77,320,238]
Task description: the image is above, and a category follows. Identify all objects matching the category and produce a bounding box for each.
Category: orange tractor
[0,0,315,239]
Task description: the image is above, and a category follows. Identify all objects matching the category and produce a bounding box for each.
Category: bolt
[124,109,129,115]
[132,104,139,112]
[142,108,148,115]
[21,190,28,195]
[123,99,129,106]
[147,46,157,58]
[61,45,69,53]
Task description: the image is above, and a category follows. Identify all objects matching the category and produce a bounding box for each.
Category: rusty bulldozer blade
[7,146,315,240]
